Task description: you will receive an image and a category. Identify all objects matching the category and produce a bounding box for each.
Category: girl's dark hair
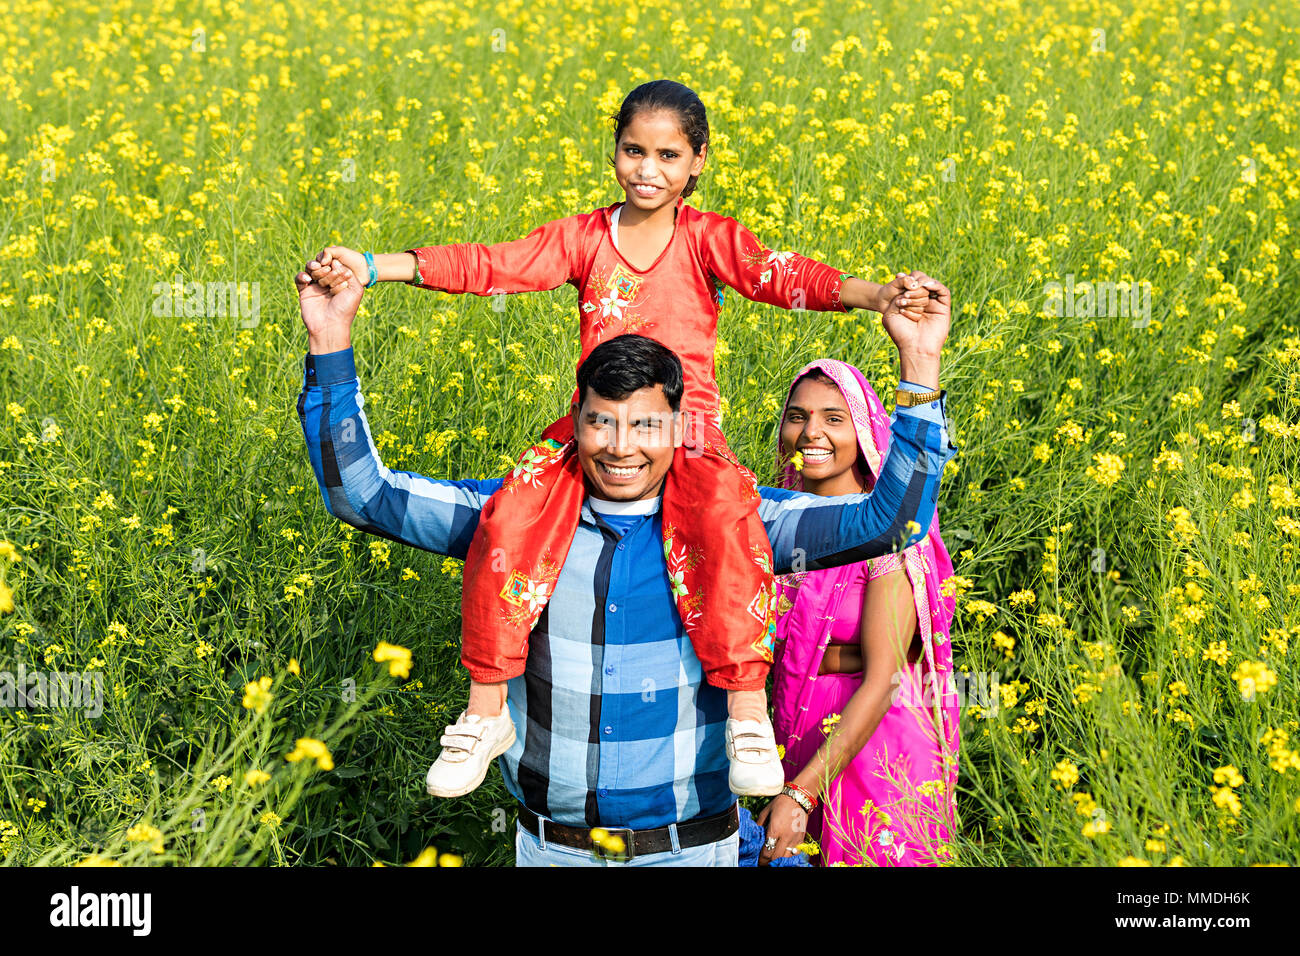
[576,334,684,410]
[607,80,709,198]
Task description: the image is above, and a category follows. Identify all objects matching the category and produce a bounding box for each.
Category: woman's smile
[797,446,834,465]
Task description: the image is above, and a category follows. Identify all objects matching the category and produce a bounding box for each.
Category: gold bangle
[782,783,817,813]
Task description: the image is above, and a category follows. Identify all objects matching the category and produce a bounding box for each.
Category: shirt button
[609,603,617,612]
[604,725,613,735]
[598,788,608,797]
[605,665,615,675]
[617,543,625,551]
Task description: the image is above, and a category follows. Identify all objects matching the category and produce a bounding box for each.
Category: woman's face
[780,376,866,488]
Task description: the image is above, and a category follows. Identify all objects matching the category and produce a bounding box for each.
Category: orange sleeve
[698,212,853,313]
[405,215,585,296]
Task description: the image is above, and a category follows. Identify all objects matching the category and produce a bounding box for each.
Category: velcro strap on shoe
[446,720,486,739]
[439,732,482,753]
[729,732,776,761]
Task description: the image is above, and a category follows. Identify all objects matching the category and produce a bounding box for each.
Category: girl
[307,80,930,801]
[756,360,960,866]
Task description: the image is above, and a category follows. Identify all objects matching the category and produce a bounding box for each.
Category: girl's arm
[405,216,581,295]
[758,561,919,862]
[699,213,919,315]
[312,214,586,297]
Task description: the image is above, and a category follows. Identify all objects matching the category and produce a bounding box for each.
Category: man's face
[573,384,682,501]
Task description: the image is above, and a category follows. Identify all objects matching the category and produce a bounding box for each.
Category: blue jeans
[515,819,739,867]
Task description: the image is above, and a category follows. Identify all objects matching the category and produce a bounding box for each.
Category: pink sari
[772,360,960,866]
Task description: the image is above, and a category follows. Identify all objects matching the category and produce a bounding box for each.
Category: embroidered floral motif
[748,546,778,661]
[663,522,704,631]
[499,552,562,631]
[501,438,566,493]
[743,245,799,295]
[583,263,645,336]
[605,312,657,339]
[609,263,643,301]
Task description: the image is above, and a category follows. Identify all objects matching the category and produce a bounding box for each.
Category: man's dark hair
[575,334,684,411]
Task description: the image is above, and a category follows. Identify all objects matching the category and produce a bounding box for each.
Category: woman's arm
[801,567,918,789]
[758,566,918,863]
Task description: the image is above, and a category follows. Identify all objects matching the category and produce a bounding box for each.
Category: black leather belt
[517,802,739,860]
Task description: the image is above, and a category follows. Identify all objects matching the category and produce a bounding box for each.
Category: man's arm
[759,388,956,574]
[298,347,502,557]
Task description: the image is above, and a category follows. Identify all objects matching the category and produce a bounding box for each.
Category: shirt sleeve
[297,347,503,557]
[865,550,905,580]
[699,212,853,313]
[405,214,585,297]
[757,394,957,574]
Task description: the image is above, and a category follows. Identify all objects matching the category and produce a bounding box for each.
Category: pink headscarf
[771,359,959,864]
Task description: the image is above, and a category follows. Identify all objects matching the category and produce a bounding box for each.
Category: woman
[755,360,960,866]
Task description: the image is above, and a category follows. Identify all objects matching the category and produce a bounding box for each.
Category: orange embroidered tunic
[406,197,854,422]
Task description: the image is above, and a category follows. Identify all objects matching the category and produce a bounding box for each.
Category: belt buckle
[593,825,635,862]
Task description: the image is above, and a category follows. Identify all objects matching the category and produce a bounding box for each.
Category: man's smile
[597,460,648,481]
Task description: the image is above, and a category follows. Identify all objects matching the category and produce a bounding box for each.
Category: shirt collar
[587,495,662,516]
[582,494,663,525]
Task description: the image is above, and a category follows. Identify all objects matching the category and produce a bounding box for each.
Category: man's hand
[874,272,926,320]
[880,270,950,388]
[309,246,369,293]
[297,255,363,355]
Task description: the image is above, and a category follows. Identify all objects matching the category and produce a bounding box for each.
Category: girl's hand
[876,273,926,321]
[754,793,809,866]
[882,271,950,353]
[297,255,362,351]
[310,246,369,292]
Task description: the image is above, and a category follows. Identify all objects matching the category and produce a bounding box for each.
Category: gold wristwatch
[895,386,944,407]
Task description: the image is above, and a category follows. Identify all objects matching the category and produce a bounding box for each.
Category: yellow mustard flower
[285,737,334,771]
[373,641,413,679]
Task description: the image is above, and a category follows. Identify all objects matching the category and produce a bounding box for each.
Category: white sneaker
[725,717,784,797]
[425,709,517,798]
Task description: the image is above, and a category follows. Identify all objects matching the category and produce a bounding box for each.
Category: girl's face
[613,109,706,212]
[781,377,869,489]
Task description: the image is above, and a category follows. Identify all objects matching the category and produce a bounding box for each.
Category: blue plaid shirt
[298,348,957,830]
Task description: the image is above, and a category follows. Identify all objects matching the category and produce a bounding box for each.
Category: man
[294,261,957,866]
